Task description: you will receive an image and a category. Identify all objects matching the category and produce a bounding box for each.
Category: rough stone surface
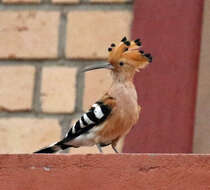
[1,154,210,189]
[66,11,132,59]
[194,0,210,153]
[0,66,35,112]
[2,0,40,3]
[0,11,59,59]
[83,69,112,110]
[41,67,77,113]
[52,0,79,3]
[0,118,61,153]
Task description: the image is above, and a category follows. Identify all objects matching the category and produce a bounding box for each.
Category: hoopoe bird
[34,37,152,154]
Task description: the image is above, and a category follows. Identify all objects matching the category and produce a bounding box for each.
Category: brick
[68,117,122,154]
[66,11,132,59]
[2,0,40,3]
[0,11,59,59]
[41,67,77,113]
[0,66,35,112]
[0,118,61,153]
[83,69,112,110]
[52,0,79,3]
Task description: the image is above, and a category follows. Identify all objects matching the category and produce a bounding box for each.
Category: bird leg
[111,138,120,153]
[111,144,119,153]
[96,144,103,153]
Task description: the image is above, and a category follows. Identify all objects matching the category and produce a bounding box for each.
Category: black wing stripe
[74,121,81,132]
[101,104,112,116]
[87,111,99,123]
[81,116,88,126]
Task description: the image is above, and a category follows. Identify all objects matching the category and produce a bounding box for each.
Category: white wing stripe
[83,113,94,125]
[79,119,85,128]
[93,104,104,119]
[72,124,76,134]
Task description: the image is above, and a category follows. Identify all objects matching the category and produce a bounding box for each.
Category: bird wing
[63,95,116,143]
[34,95,116,153]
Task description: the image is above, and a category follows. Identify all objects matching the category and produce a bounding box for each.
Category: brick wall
[0,0,133,153]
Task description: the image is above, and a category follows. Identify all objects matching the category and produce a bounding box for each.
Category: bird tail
[34,140,72,154]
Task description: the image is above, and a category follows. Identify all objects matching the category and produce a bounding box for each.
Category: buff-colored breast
[96,81,140,144]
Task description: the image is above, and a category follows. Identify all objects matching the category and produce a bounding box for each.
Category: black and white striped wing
[64,101,112,142]
[34,99,115,153]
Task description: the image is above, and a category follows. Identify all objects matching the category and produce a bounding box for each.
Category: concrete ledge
[0,154,210,189]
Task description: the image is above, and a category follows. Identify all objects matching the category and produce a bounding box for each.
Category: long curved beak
[82,62,114,72]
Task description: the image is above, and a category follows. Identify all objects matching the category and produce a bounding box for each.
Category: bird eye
[119,62,124,66]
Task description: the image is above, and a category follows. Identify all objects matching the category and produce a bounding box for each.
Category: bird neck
[109,70,137,102]
[111,70,135,83]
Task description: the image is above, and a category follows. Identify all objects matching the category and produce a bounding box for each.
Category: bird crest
[108,37,152,72]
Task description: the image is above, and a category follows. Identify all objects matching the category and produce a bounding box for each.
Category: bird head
[83,37,152,80]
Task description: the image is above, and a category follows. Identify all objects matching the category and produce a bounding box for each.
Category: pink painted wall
[124,0,204,153]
